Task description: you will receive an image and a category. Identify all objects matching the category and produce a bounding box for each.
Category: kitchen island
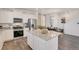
[26,29,62,50]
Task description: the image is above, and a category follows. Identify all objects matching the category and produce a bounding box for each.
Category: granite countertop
[28,29,62,41]
[0,28,12,31]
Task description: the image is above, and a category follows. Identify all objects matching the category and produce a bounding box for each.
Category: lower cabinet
[24,28,29,37]
[36,37,47,50]
[0,33,4,49]
[26,32,58,50]
[33,35,39,49]
[2,30,13,42]
[27,33,34,48]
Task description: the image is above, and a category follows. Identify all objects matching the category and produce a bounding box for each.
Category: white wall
[37,14,45,26]
[0,11,13,23]
[64,17,79,36]
[40,15,45,26]
[51,17,64,29]
[0,10,37,23]
[45,15,64,29]
[45,15,51,27]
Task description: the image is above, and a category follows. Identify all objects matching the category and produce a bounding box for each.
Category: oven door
[14,30,24,37]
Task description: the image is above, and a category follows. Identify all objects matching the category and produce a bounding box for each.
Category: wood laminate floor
[1,34,79,50]
[59,34,79,50]
[2,37,32,50]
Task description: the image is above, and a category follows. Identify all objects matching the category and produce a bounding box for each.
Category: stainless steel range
[13,26,24,38]
[14,30,23,37]
[13,18,24,38]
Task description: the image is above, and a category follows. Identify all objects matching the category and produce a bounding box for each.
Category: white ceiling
[0,8,79,15]
[0,8,37,15]
[38,8,79,20]
[38,8,79,15]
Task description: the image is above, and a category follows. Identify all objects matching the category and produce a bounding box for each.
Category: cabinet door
[0,33,4,49]
[38,38,47,50]
[26,32,33,48]
[3,30,13,41]
[33,35,39,50]
[24,29,29,37]
[47,36,58,50]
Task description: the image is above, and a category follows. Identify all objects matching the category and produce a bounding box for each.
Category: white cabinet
[24,28,29,37]
[2,30,13,41]
[33,35,39,49]
[34,37,47,50]
[47,37,58,49]
[0,31,4,49]
[26,31,58,50]
[33,36,58,50]
[26,32,33,48]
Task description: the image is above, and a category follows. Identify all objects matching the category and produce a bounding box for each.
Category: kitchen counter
[0,27,12,31]
[26,29,62,50]
[28,29,62,41]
